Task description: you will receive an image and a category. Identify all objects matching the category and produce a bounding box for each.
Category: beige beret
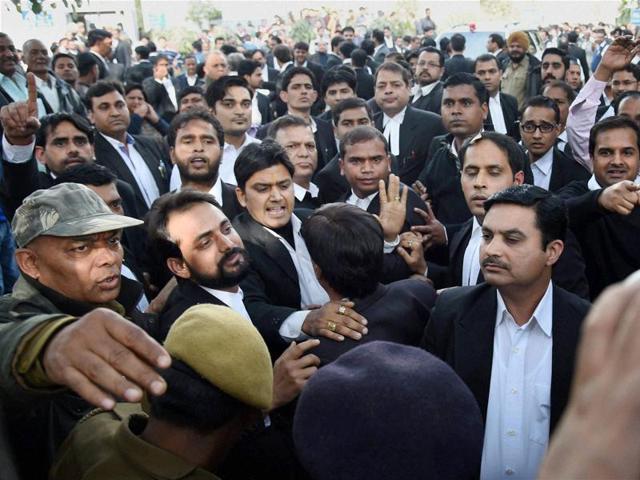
[164,304,273,410]
[507,31,530,50]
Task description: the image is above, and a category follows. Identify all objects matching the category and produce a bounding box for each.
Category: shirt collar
[488,93,502,106]
[531,147,554,176]
[208,176,224,206]
[383,106,407,126]
[263,213,301,240]
[496,281,553,337]
[293,182,319,201]
[199,285,244,305]
[588,173,640,190]
[414,81,439,97]
[471,216,482,234]
[100,131,134,148]
[348,189,378,204]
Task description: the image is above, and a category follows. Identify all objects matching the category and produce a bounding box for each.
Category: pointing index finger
[26,72,38,116]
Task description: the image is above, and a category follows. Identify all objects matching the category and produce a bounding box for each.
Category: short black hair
[177,85,205,106]
[237,59,261,78]
[152,54,169,66]
[488,33,505,48]
[360,39,375,56]
[418,46,445,67]
[339,125,389,159]
[147,189,222,262]
[542,47,569,71]
[342,26,355,35]
[589,115,640,156]
[266,115,311,140]
[333,97,373,125]
[134,45,150,59]
[281,66,317,93]
[439,37,450,52]
[404,49,420,63]
[124,83,148,101]
[76,52,98,76]
[450,33,466,51]
[273,44,292,64]
[294,41,309,52]
[331,35,346,50]
[84,80,124,110]
[51,52,76,70]
[521,95,561,124]
[54,163,116,187]
[338,41,357,60]
[35,112,94,148]
[371,29,385,44]
[567,31,579,43]
[615,63,640,82]
[443,72,489,104]
[484,185,568,248]
[374,61,412,86]
[87,29,112,47]
[167,109,224,148]
[220,45,237,56]
[474,53,501,72]
[234,140,295,190]
[350,48,367,68]
[301,204,383,298]
[542,80,577,104]
[321,65,356,97]
[614,90,640,114]
[458,132,526,175]
[205,75,252,108]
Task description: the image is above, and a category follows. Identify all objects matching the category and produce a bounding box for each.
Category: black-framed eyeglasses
[518,121,556,134]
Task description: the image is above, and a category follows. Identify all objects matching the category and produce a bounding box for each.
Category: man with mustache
[424,184,590,480]
[540,48,569,87]
[411,46,444,115]
[501,31,541,109]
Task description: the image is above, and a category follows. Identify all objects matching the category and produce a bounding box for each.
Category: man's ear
[166,257,191,280]
[279,90,289,104]
[339,158,344,176]
[513,170,525,185]
[545,239,564,267]
[169,147,177,165]
[15,249,38,279]
[236,187,247,207]
[34,146,47,166]
[312,262,322,281]
[481,102,489,120]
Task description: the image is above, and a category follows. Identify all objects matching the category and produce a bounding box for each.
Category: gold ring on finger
[338,305,346,315]
[327,321,337,332]
[408,240,414,248]
[394,195,401,202]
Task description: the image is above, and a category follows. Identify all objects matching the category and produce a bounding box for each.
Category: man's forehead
[443,84,479,100]
[222,86,251,100]
[543,87,568,100]
[344,138,387,156]
[48,121,89,141]
[93,91,125,105]
[542,54,562,63]
[340,108,370,121]
[247,165,292,184]
[475,59,499,70]
[289,74,313,85]
[277,125,314,141]
[484,204,535,228]
[595,128,639,147]
[177,119,217,136]
[522,106,556,121]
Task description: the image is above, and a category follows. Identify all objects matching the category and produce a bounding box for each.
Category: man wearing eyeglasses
[520,96,590,192]
[411,47,444,115]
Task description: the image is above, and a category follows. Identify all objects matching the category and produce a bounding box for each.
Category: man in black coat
[316,97,374,204]
[256,66,336,170]
[86,81,170,215]
[232,141,368,357]
[300,203,436,366]
[86,29,113,80]
[373,62,445,186]
[350,48,375,100]
[424,185,591,479]
[443,34,475,80]
[425,131,589,299]
[411,47,444,115]
[417,73,487,225]
[520,96,590,192]
[566,31,590,82]
[292,41,325,86]
[474,54,520,140]
[125,46,154,85]
[558,116,640,299]
[142,55,179,124]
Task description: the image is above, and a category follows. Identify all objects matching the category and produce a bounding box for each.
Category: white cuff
[279,310,310,340]
[383,235,400,254]
[2,134,35,164]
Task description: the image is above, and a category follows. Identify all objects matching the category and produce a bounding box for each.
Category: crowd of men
[0,12,639,480]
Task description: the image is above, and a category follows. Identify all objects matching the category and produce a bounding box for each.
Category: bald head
[204,50,229,81]
[23,39,50,77]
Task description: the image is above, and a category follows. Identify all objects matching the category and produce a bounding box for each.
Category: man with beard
[501,31,541,109]
[167,109,243,220]
[540,48,569,87]
[411,47,444,115]
[146,190,251,341]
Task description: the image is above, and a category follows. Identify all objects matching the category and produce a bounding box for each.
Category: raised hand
[397,231,427,275]
[0,72,40,144]
[595,36,640,81]
[411,202,447,250]
[377,173,408,241]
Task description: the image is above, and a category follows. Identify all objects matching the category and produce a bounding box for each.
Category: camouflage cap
[12,183,144,248]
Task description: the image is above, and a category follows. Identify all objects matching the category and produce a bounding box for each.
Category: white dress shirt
[0,71,47,117]
[489,94,508,135]
[382,106,407,157]
[556,130,568,153]
[34,75,60,113]
[293,182,319,202]
[530,148,554,191]
[587,173,640,191]
[462,217,482,286]
[271,214,330,339]
[177,175,225,207]
[186,75,198,87]
[480,282,554,480]
[155,76,178,110]
[200,286,251,321]
[120,265,149,312]
[100,133,160,208]
[412,81,439,103]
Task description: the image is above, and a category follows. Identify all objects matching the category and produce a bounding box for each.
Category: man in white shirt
[231,141,368,356]
[520,96,589,192]
[268,115,319,209]
[425,184,590,480]
[167,108,244,221]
